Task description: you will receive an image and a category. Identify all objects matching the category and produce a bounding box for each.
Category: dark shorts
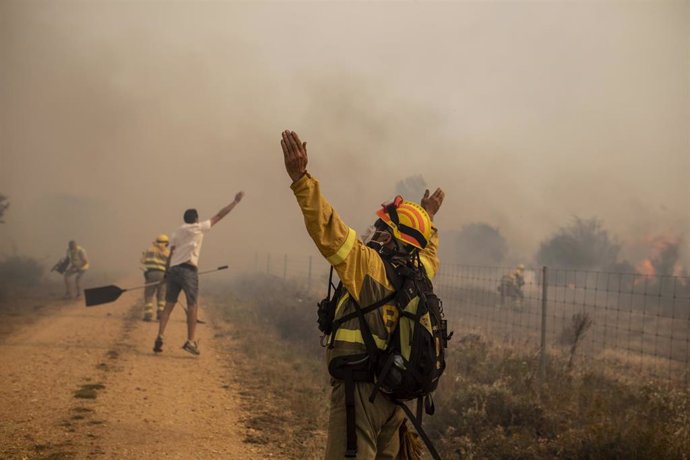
[165,264,199,306]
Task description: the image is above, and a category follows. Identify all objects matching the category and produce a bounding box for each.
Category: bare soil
[0,292,275,459]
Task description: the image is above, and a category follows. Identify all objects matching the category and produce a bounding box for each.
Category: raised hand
[281,130,308,183]
[234,191,245,203]
[421,188,445,220]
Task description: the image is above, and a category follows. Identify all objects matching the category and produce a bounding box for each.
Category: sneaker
[153,336,163,353]
[182,340,200,356]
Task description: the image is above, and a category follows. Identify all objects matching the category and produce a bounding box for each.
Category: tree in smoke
[395,175,427,202]
[535,217,621,270]
[0,195,8,223]
[456,223,508,266]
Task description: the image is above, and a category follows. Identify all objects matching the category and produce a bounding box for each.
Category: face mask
[366,231,398,257]
[366,239,384,251]
[367,239,397,257]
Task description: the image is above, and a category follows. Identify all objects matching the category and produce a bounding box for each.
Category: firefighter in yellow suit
[140,234,170,321]
[64,240,89,299]
[281,131,445,459]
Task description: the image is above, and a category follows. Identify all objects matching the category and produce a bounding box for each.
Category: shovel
[84,265,229,307]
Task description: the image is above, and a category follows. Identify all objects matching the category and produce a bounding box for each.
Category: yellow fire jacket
[140,244,170,272]
[291,173,440,363]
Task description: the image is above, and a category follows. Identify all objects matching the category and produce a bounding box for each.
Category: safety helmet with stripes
[156,234,169,244]
[375,196,432,249]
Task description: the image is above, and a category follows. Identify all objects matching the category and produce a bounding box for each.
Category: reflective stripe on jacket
[291,174,440,363]
[140,244,170,272]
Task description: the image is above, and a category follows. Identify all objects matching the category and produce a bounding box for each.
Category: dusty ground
[0,291,275,459]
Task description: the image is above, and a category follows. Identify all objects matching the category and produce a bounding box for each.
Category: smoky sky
[1,1,688,275]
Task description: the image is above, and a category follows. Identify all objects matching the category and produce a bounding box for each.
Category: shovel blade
[84,285,125,307]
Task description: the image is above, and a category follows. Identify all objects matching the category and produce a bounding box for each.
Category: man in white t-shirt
[154,191,244,355]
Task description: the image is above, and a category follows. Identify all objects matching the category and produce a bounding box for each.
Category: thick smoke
[1,2,688,279]
[446,223,509,266]
[395,175,428,202]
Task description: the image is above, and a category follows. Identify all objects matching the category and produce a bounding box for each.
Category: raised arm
[282,130,353,263]
[282,130,391,301]
[419,188,445,279]
[421,188,445,222]
[210,191,244,227]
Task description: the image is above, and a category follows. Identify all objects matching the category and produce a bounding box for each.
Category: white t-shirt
[169,220,212,267]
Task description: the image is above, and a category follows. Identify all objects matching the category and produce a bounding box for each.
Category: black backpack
[317,254,452,459]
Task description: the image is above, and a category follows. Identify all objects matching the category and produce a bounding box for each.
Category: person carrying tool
[64,240,89,299]
[281,130,446,459]
[140,234,171,322]
[153,192,244,355]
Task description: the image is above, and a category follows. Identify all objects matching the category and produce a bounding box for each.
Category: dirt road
[0,293,271,459]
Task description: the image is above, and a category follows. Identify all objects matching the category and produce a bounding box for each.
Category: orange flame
[636,259,656,277]
[634,234,684,278]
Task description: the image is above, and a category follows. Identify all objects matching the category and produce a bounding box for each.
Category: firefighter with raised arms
[281,130,446,459]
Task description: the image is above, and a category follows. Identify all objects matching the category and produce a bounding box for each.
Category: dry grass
[207,275,329,459]
[212,274,690,459]
[430,333,690,459]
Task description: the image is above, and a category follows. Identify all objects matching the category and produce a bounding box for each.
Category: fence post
[539,266,548,386]
[307,256,312,291]
[283,254,287,280]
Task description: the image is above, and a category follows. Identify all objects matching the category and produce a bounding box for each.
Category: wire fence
[254,252,690,385]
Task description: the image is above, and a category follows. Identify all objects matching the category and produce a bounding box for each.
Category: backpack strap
[382,258,401,289]
[396,400,442,460]
[344,370,358,457]
[328,257,398,349]
[416,397,424,424]
[350,295,382,360]
[330,295,385,460]
[366,257,415,403]
[330,292,396,334]
[329,254,405,347]
[334,260,399,457]
[384,255,442,460]
[326,266,335,298]
[368,352,396,403]
[328,255,420,458]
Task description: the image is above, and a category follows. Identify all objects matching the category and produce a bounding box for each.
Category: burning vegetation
[634,235,685,277]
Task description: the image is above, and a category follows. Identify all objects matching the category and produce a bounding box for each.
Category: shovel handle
[122,280,164,293]
[198,265,229,275]
[119,265,230,292]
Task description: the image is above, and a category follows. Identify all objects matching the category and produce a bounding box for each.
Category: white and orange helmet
[375,196,432,249]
